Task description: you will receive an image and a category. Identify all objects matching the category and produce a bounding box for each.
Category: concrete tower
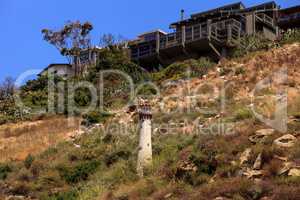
[137,99,152,177]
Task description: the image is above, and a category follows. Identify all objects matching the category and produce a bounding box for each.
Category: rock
[256,129,275,136]
[253,153,263,170]
[274,155,288,162]
[5,196,26,200]
[260,197,272,200]
[240,148,252,166]
[288,168,300,177]
[274,134,297,148]
[164,193,173,199]
[215,197,231,200]
[278,162,294,175]
[243,169,263,179]
[249,129,275,143]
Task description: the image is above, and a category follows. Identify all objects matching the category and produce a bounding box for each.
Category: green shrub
[82,111,114,125]
[235,67,246,75]
[233,108,253,121]
[230,34,274,58]
[152,57,215,82]
[45,190,78,200]
[0,164,12,180]
[0,114,8,125]
[136,84,158,96]
[281,29,300,45]
[24,154,35,169]
[57,160,100,184]
[104,150,131,167]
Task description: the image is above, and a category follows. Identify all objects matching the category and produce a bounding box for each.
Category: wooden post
[192,26,194,41]
[227,25,232,43]
[156,32,160,54]
[137,99,152,177]
[182,25,186,47]
[207,19,212,39]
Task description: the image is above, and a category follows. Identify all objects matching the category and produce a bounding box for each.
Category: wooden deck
[131,18,242,61]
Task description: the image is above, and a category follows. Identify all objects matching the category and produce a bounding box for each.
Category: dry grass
[0,116,80,162]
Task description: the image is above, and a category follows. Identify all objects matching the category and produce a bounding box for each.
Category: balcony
[279,12,300,23]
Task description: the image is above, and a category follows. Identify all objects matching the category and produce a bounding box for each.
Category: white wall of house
[40,64,74,78]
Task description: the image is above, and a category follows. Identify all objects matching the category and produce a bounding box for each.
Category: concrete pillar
[137,99,152,177]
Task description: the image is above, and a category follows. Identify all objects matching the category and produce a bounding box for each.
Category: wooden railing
[279,12,300,23]
[131,18,242,59]
[210,19,242,43]
[256,13,274,27]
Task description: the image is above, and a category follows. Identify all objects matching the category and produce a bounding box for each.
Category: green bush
[233,108,253,121]
[230,34,275,58]
[24,154,35,169]
[87,48,148,83]
[45,190,78,200]
[152,57,215,82]
[82,111,114,125]
[281,29,300,45]
[0,164,12,180]
[57,160,100,184]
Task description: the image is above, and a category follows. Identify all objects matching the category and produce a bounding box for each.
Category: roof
[191,2,245,18]
[280,5,300,14]
[243,1,278,12]
[138,29,167,37]
[170,2,245,27]
[169,1,280,27]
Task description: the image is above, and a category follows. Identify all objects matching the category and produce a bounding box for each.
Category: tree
[99,33,127,48]
[0,77,15,100]
[41,21,93,65]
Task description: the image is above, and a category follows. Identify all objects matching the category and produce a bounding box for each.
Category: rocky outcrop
[274,134,297,148]
[249,129,274,143]
[240,148,252,166]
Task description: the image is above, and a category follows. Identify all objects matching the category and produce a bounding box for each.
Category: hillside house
[278,5,300,30]
[129,1,296,69]
[39,64,74,78]
[73,46,102,75]
[41,46,102,78]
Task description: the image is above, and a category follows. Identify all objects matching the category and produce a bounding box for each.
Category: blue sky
[0,0,298,82]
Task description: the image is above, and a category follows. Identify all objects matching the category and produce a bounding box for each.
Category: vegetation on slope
[1,30,300,200]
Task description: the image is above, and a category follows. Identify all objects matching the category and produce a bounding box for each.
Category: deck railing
[256,13,274,27]
[131,18,242,59]
[210,19,242,43]
[279,12,300,23]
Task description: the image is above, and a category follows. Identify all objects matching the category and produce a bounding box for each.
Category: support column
[227,25,232,43]
[207,19,212,39]
[246,12,256,35]
[182,25,186,47]
[156,32,160,54]
[137,99,152,177]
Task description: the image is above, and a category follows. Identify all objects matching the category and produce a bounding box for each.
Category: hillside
[1,42,300,200]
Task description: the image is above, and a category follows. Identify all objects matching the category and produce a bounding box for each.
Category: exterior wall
[40,65,74,78]
[263,27,277,40]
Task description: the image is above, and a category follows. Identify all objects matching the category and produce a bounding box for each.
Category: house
[278,5,300,30]
[40,46,102,78]
[39,64,74,78]
[128,1,294,69]
[73,46,102,76]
